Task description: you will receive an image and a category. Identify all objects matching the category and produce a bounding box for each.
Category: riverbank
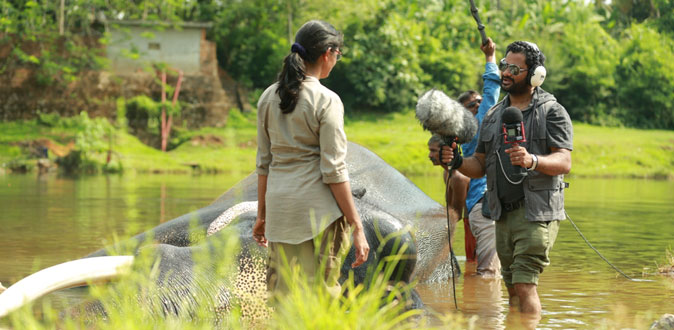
[1,110,673,179]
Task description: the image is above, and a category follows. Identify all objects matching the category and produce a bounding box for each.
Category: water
[0,172,672,328]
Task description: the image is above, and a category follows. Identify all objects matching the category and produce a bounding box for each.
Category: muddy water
[0,173,672,328]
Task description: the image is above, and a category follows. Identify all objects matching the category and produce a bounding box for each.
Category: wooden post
[164,70,183,152]
[160,70,167,152]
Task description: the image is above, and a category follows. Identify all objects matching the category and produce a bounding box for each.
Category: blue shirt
[463,62,500,213]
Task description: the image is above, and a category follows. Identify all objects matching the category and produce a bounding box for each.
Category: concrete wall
[107,26,203,73]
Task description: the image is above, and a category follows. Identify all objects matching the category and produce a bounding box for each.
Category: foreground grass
[1,110,673,179]
[0,229,466,329]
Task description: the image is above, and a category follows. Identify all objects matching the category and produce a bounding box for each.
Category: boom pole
[469,0,488,45]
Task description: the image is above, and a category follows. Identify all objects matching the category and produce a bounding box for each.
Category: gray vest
[480,89,568,221]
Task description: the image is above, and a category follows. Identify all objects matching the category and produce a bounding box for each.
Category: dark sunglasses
[466,98,482,109]
[499,58,528,76]
[330,47,342,61]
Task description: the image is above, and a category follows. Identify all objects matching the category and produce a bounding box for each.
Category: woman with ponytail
[252,20,369,297]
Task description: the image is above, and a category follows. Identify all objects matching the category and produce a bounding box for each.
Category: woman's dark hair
[277,20,343,113]
[505,41,546,84]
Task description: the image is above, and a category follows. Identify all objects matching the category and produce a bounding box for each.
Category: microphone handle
[510,141,528,179]
[439,137,461,168]
[438,143,449,167]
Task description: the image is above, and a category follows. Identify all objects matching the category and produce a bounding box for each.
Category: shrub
[615,24,674,129]
[54,112,114,174]
[548,20,620,125]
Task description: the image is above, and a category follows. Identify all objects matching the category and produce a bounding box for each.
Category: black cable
[444,170,459,310]
[565,211,653,282]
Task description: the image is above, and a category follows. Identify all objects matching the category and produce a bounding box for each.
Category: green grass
[346,111,674,179]
[0,228,466,329]
[571,123,674,179]
[1,110,673,179]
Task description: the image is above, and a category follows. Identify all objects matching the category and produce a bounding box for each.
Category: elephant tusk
[207,201,258,236]
[0,256,134,318]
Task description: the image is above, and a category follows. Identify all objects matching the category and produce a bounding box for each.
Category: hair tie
[291,42,307,59]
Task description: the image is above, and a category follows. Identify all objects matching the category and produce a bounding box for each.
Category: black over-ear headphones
[523,41,546,87]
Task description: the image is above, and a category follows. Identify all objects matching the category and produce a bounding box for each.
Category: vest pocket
[480,130,496,192]
[525,175,564,220]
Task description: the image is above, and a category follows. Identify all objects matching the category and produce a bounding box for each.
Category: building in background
[0,19,249,128]
[106,20,214,75]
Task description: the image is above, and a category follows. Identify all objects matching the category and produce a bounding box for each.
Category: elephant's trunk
[0,256,134,318]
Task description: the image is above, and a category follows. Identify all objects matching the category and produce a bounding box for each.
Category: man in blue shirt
[458,37,501,277]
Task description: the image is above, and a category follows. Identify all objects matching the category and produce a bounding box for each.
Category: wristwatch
[528,154,538,171]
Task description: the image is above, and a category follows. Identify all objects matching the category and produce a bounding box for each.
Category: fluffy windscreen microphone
[415,89,479,145]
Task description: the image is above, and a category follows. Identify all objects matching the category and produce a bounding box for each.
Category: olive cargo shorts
[495,207,560,287]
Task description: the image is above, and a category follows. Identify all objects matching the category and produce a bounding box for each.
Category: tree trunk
[59,0,65,35]
[287,0,293,44]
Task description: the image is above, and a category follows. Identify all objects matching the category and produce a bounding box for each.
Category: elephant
[0,142,460,318]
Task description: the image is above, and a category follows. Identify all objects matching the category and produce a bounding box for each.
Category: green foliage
[73,112,110,156]
[123,94,184,151]
[51,112,116,174]
[652,0,674,36]
[37,110,107,131]
[115,97,128,129]
[36,112,63,128]
[4,0,674,128]
[615,24,674,129]
[207,0,674,128]
[126,95,161,132]
[213,0,289,89]
[226,108,257,129]
[547,19,620,125]
[333,2,427,111]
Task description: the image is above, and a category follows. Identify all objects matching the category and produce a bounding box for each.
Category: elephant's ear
[351,188,366,199]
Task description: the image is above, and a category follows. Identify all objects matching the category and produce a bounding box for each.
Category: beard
[501,76,529,94]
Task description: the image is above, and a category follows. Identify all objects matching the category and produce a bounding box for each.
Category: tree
[615,24,674,129]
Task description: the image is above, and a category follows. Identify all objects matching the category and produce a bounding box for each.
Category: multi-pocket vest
[480,90,569,221]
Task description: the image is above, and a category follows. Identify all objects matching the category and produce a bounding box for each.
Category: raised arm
[479,37,500,123]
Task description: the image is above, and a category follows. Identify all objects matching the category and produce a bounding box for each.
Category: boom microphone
[415,89,478,145]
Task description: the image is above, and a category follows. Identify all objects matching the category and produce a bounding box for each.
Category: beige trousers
[469,202,501,277]
[267,216,350,299]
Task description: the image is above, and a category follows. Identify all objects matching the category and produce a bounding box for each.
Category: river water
[0,172,672,328]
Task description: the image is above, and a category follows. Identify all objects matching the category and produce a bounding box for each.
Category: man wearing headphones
[441,41,573,315]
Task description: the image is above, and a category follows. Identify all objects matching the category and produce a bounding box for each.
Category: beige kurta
[256,76,348,244]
